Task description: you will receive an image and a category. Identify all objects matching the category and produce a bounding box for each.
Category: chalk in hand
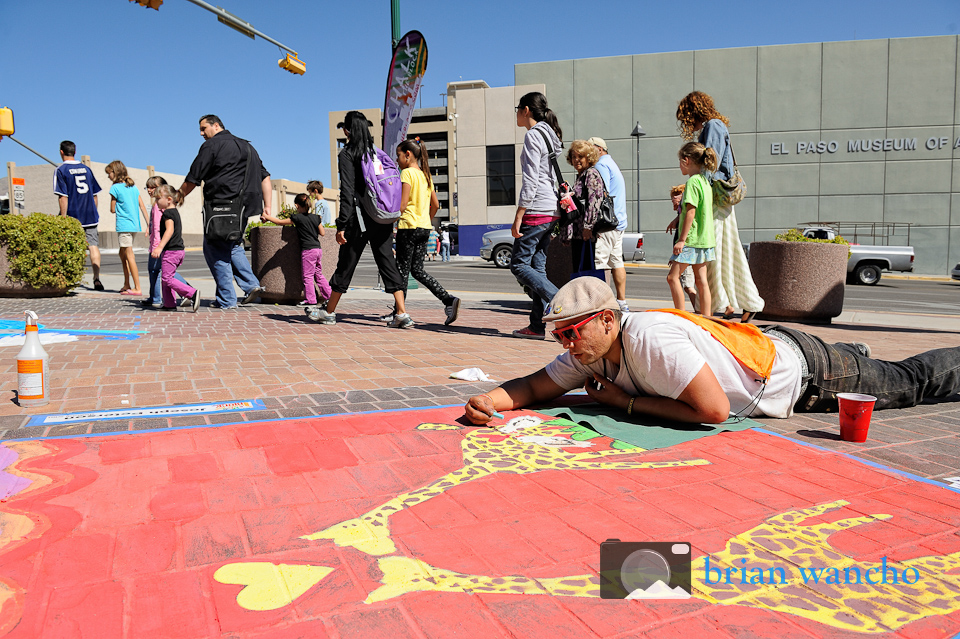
[491,412,504,419]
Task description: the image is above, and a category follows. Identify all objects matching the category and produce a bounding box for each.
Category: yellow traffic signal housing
[0,107,13,138]
[129,0,163,10]
[279,54,305,75]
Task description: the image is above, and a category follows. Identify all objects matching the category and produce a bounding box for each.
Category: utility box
[0,108,13,137]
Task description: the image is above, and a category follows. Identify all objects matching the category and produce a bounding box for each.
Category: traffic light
[0,107,13,138]
[279,54,305,75]
[129,0,163,10]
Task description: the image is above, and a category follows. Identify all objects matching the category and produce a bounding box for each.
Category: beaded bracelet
[627,397,636,415]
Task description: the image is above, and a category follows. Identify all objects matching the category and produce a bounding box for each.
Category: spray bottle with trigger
[17,310,49,407]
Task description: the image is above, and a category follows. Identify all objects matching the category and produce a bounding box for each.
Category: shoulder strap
[533,127,567,188]
[234,139,252,200]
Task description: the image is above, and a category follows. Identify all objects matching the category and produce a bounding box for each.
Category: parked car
[951,263,960,280]
[480,228,644,268]
[744,226,915,286]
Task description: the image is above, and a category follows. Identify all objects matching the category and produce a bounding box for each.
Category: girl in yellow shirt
[382,139,461,327]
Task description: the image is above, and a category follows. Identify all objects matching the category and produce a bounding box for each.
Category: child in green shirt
[667,142,718,314]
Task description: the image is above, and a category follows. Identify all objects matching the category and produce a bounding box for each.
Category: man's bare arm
[261,176,272,219]
[464,369,567,424]
[176,182,196,205]
[59,196,67,216]
[585,363,730,423]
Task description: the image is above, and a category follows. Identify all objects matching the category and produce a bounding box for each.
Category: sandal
[741,311,755,324]
[93,279,104,291]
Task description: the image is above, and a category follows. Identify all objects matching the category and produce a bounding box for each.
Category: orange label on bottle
[17,360,43,374]
[17,359,45,400]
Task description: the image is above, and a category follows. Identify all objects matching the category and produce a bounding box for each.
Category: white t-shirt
[545,312,803,419]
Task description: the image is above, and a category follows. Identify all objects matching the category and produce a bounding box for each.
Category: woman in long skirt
[676,91,764,323]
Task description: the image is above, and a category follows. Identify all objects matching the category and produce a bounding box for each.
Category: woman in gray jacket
[510,92,564,339]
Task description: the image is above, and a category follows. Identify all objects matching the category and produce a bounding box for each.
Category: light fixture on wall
[630,122,646,232]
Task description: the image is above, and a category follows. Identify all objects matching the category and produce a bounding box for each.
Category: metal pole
[635,132,641,232]
[7,136,57,166]
[390,0,401,49]
[181,0,298,55]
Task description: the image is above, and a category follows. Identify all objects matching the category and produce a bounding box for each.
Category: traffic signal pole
[391,0,400,49]
[181,0,298,56]
[5,136,57,167]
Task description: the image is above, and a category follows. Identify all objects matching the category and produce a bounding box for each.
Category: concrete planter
[750,240,848,322]
[0,244,72,298]
[249,225,338,304]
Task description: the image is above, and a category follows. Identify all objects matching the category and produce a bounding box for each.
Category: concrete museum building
[339,35,959,275]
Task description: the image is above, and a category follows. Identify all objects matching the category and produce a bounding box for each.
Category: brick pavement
[1,291,958,483]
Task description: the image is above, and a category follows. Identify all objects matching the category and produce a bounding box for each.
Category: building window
[486,145,515,206]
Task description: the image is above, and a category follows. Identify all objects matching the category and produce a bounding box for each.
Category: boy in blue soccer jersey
[54,141,104,290]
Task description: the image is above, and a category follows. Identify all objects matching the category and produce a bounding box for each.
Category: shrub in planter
[750,229,850,323]
[244,202,296,243]
[0,213,86,296]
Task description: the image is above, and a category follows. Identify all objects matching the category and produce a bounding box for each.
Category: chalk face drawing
[3,407,960,637]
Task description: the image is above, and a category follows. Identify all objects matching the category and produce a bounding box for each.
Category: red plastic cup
[837,393,877,442]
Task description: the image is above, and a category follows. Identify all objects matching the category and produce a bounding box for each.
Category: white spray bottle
[17,310,49,407]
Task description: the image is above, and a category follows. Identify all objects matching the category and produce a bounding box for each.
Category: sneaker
[852,342,872,358]
[190,290,201,313]
[388,313,415,329]
[240,286,263,306]
[379,309,397,323]
[310,309,336,325]
[211,302,238,310]
[512,327,545,340]
[444,297,461,326]
[297,300,313,307]
[178,296,193,308]
[93,279,104,291]
[141,300,155,308]
[617,299,630,313]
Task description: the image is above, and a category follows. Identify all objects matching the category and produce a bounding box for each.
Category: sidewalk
[0,285,959,637]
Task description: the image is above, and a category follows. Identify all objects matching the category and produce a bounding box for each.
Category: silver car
[952,263,960,280]
[480,228,645,268]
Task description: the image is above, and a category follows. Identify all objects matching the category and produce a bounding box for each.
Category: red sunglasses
[550,311,605,344]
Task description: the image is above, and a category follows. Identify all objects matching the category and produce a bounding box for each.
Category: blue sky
[1,0,957,186]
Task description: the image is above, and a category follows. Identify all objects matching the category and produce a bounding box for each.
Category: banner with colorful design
[383,30,428,156]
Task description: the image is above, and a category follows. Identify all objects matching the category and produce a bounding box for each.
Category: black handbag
[574,169,618,234]
[202,141,252,242]
[534,128,579,227]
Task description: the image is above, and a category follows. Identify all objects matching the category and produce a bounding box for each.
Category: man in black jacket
[177,114,268,309]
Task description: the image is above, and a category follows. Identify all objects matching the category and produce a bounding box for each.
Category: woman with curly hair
[676,91,764,322]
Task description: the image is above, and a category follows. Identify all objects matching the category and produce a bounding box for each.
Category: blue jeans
[203,238,259,308]
[771,326,960,412]
[510,222,559,333]
[440,242,450,262]
[148,253,189,306]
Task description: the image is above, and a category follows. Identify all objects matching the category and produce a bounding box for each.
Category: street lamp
[630,122,646,232]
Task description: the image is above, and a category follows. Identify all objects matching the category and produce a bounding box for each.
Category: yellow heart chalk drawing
[213,562,334,611]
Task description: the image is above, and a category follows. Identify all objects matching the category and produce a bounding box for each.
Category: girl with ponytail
[314,110,409,326]
[666,142,717,315]
[510,91,563,339]
[383,138,461,326]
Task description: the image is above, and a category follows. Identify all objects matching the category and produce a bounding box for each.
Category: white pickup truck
[799,226,915,285]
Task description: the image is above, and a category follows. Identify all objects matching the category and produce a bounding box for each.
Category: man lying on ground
[464,277,960,425]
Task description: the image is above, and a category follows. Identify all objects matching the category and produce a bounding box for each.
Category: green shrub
[0,213,86,289]
[775,228,851,258]
[245,202,297,241]
[775,228,849,246]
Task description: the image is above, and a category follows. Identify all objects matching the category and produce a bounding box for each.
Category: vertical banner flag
[383,30,428,155]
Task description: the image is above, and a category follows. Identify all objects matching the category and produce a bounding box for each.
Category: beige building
[327,104,456,222]
[1,160,337,249]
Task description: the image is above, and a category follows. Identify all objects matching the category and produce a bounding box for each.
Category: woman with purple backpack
[309,111,412,328]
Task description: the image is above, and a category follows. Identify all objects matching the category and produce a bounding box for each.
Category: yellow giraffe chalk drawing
[301,416,709,555]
